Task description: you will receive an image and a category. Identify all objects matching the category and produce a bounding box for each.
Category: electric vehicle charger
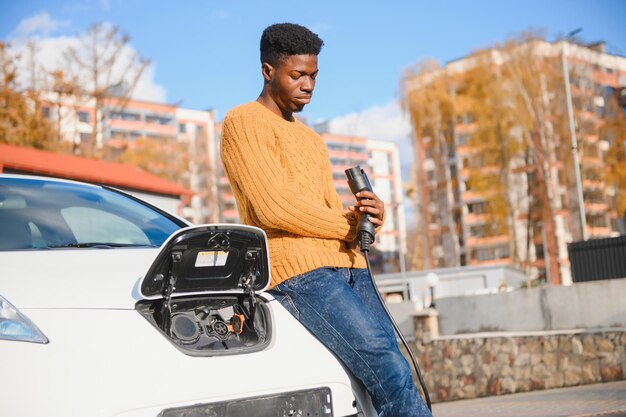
[345,166,432,412]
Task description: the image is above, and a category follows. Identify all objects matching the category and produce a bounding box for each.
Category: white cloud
[132,64,167,102]
[210,9,230,20]
[310,22,332,35]
[99,0,111,11]
[8,16,166,103]
[13,12,70,37]
[325,100,415,170]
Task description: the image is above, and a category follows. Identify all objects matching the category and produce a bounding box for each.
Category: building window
[179,123,186,133]
[583,167,602,181]
[586,190,604,204]
[428,189,437,203]
[109,111,140,121]
[467,202,485,214]
[470,224,486,237]
[146,115,173,125]
[495,245,509,259]
[77,111,90,123]
[595,105,605,118]
[326,143,345,151]
[457,133,471,146]
[471,245,509,262]
[110,130,130,139]
[588,214,607,228]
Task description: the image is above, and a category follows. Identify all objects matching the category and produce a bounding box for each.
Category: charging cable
[345,166,432,412]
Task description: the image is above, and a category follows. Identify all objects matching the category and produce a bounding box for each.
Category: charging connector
[345,166,376,252]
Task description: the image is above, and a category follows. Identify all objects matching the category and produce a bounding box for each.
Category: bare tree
[63,23,150,156]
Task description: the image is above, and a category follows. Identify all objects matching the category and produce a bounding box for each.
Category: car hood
[0,225,271,310]
[0,249,158,309]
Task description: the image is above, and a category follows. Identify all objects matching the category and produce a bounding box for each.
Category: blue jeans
[269,267,432,417]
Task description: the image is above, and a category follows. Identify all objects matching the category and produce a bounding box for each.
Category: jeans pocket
[269,287,300,320]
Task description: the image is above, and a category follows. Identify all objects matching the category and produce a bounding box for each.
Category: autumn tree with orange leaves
[0,42,61,150]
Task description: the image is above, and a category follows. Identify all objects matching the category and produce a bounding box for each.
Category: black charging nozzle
[345,166,376,252]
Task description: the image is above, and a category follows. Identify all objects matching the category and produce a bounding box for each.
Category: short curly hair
[260,23,324,66]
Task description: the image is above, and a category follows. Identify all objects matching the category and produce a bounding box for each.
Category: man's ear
[261,62,274,82]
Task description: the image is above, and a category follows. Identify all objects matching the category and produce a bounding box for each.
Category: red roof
[0,144,193,197]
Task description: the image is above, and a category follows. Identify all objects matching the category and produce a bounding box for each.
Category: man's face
[266,54,318,115]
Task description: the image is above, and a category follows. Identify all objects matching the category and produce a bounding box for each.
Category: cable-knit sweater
[221,101,366,288]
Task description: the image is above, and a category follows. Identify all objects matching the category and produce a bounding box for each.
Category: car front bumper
[0,301,371,417]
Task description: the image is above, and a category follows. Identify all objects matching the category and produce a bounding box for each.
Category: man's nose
[302,77,314,92]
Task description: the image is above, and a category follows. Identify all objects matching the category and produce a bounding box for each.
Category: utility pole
[561,28,588,241]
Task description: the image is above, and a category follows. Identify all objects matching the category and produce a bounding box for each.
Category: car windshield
[0,177,185,251]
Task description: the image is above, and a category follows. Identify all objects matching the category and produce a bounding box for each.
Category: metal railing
[568,235,626,282]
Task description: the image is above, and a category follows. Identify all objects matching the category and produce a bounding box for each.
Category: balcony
[465,234,510,247]
[585,202,608,213]
[587,226,611,237]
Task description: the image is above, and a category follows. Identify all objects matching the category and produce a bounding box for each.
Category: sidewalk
[432,380,626,417]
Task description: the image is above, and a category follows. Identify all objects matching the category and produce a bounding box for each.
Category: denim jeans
[269,267,432,417]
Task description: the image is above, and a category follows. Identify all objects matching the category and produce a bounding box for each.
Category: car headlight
[159,387,333,417]
[0,295,49,344]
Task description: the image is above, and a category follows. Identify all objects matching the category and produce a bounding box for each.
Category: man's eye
[311,73,318,80]
[290,74,301,80]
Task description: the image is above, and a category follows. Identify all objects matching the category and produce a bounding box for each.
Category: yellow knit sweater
[221,101,366,288]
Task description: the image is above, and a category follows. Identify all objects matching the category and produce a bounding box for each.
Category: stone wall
[406,329,626,403]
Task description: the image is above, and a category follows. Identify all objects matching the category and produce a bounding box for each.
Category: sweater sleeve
[221,113,357,241]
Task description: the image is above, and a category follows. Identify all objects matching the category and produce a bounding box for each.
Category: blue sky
[2,0,625,124]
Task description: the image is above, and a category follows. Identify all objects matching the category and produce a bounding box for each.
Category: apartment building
[39,93,217,223]
[404,39,626,284]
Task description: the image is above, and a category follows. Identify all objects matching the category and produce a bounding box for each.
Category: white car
[0,174,376,417]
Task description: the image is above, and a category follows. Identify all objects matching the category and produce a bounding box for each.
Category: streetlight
[425,272,439,309]
[561,28,588,241]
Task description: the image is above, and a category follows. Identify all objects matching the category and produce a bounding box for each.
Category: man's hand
[348,190,385,227]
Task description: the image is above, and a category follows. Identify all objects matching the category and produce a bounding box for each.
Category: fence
[568,235,626,282]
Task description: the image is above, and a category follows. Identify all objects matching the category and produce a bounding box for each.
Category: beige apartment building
[404,39,626,285]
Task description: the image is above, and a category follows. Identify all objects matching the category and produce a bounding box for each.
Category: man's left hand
[348,191,385,227]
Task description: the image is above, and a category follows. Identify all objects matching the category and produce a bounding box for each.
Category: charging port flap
[139,225,271,299]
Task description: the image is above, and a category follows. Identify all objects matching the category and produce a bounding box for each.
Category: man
[221,22,432,417]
